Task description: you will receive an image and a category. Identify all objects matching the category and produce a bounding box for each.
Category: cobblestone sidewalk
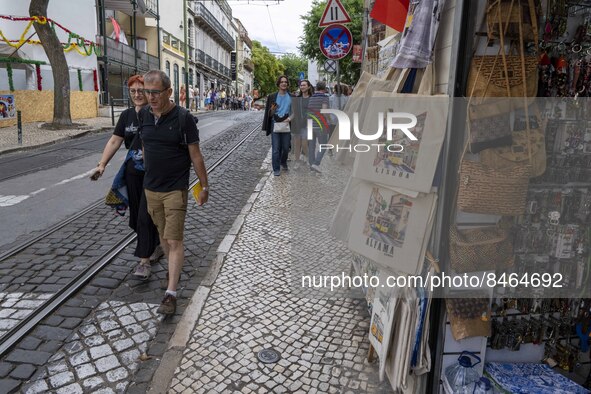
[0,117,114,155]
[160,152,392,394]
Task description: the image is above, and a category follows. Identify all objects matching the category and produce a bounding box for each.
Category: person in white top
[188,85,195,111]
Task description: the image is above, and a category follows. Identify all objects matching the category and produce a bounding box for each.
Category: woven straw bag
[457,160,530,215]
[450,226,514,273]
[467,55,538,98]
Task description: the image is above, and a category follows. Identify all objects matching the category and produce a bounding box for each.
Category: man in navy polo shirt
[140,70,209,315]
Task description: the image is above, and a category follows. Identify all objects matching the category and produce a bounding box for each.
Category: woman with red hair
[90,75,162,279]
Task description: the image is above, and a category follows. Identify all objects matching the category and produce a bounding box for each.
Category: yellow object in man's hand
[191,183,207,205]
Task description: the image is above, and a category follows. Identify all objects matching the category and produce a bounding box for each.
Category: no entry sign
[319,24,352,60]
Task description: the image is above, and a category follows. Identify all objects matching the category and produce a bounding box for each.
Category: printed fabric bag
[457,160,530,216]
[449,225,514,273]
[467,100,513,153]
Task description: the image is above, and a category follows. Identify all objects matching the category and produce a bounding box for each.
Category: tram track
[0,120,262,357]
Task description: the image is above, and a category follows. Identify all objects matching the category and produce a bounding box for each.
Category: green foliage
[252,40,284,97]
[298,0,363,85]
[279,53,307,93]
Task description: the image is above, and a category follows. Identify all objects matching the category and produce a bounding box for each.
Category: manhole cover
[257,348,281,364]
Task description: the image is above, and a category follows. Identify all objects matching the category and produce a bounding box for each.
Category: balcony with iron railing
[98,35,158,72]
[144,0,158,17]
[192,2,235,50]
[192,48,230,79]
[243,58,254,72]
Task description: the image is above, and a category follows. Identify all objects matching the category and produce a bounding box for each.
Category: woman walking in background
[90,75,162,279]
[291,79,314,169]
[262,75,293,177]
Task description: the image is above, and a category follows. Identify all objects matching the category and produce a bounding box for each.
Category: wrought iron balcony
[98,35,158,72]
[243,58,254,72]
[192,2,235,50]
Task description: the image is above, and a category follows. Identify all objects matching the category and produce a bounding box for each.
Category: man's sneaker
[310,164,322,173]
[282,165,289,171]
[132,262,151,280]
[150,245,165,262]
[274,170,280,176]
[157,293,177,315]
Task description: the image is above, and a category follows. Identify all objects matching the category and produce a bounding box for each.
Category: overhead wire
[265,4,281,53]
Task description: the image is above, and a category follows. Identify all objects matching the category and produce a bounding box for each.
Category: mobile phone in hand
[90,170,101,181]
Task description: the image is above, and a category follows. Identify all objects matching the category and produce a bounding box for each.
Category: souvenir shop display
[445,0,591,391]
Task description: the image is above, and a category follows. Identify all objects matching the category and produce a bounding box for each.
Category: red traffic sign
[319,0,352,27]
[319,24,352,60]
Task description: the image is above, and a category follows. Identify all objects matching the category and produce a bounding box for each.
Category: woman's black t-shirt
[113,108,143,176]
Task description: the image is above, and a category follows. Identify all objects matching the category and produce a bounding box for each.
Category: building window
[165,61,170,77]
[173,63,179,103]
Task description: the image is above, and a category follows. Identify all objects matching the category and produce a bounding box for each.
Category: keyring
[573,44,582,53]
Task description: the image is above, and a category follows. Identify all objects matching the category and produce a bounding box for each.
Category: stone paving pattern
[0,112,271,393]
[22,300,159,394]
[168,154,392,393]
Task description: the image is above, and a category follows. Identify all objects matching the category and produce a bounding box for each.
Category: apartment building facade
[96,0,160,104]
[233,18,254,97]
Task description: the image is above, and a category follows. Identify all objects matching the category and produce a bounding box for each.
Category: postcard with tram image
[348,182,436,275]
[352,93,448,194]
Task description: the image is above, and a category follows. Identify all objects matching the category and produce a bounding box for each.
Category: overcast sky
[230,0,315,55]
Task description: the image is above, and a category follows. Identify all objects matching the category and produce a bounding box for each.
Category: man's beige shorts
[145,189,188,241]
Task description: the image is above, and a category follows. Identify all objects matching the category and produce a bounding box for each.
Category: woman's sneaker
[132,262,151,280]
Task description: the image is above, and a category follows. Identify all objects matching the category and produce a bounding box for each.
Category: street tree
[252,40,284,97]
[30,0,73,128]
[298,0,363,86]
[279,53,307,93]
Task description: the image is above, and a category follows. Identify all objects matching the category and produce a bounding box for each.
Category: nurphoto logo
[307,109,418,152]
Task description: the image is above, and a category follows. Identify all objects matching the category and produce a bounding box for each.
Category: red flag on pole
[370,0,410,32]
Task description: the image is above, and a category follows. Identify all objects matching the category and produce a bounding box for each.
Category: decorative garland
[36,64,42,90]
[0,15,101,56]
[7,63,14,91]
[1,56,98,92]
[77,69,83,91]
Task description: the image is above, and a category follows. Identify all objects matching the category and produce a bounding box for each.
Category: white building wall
[159,0,184,43]
[0,0,98,89]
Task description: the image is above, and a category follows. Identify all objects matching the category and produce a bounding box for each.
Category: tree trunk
[29,0,73,127]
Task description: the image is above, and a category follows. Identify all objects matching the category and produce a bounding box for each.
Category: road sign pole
[336,61,341,110]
